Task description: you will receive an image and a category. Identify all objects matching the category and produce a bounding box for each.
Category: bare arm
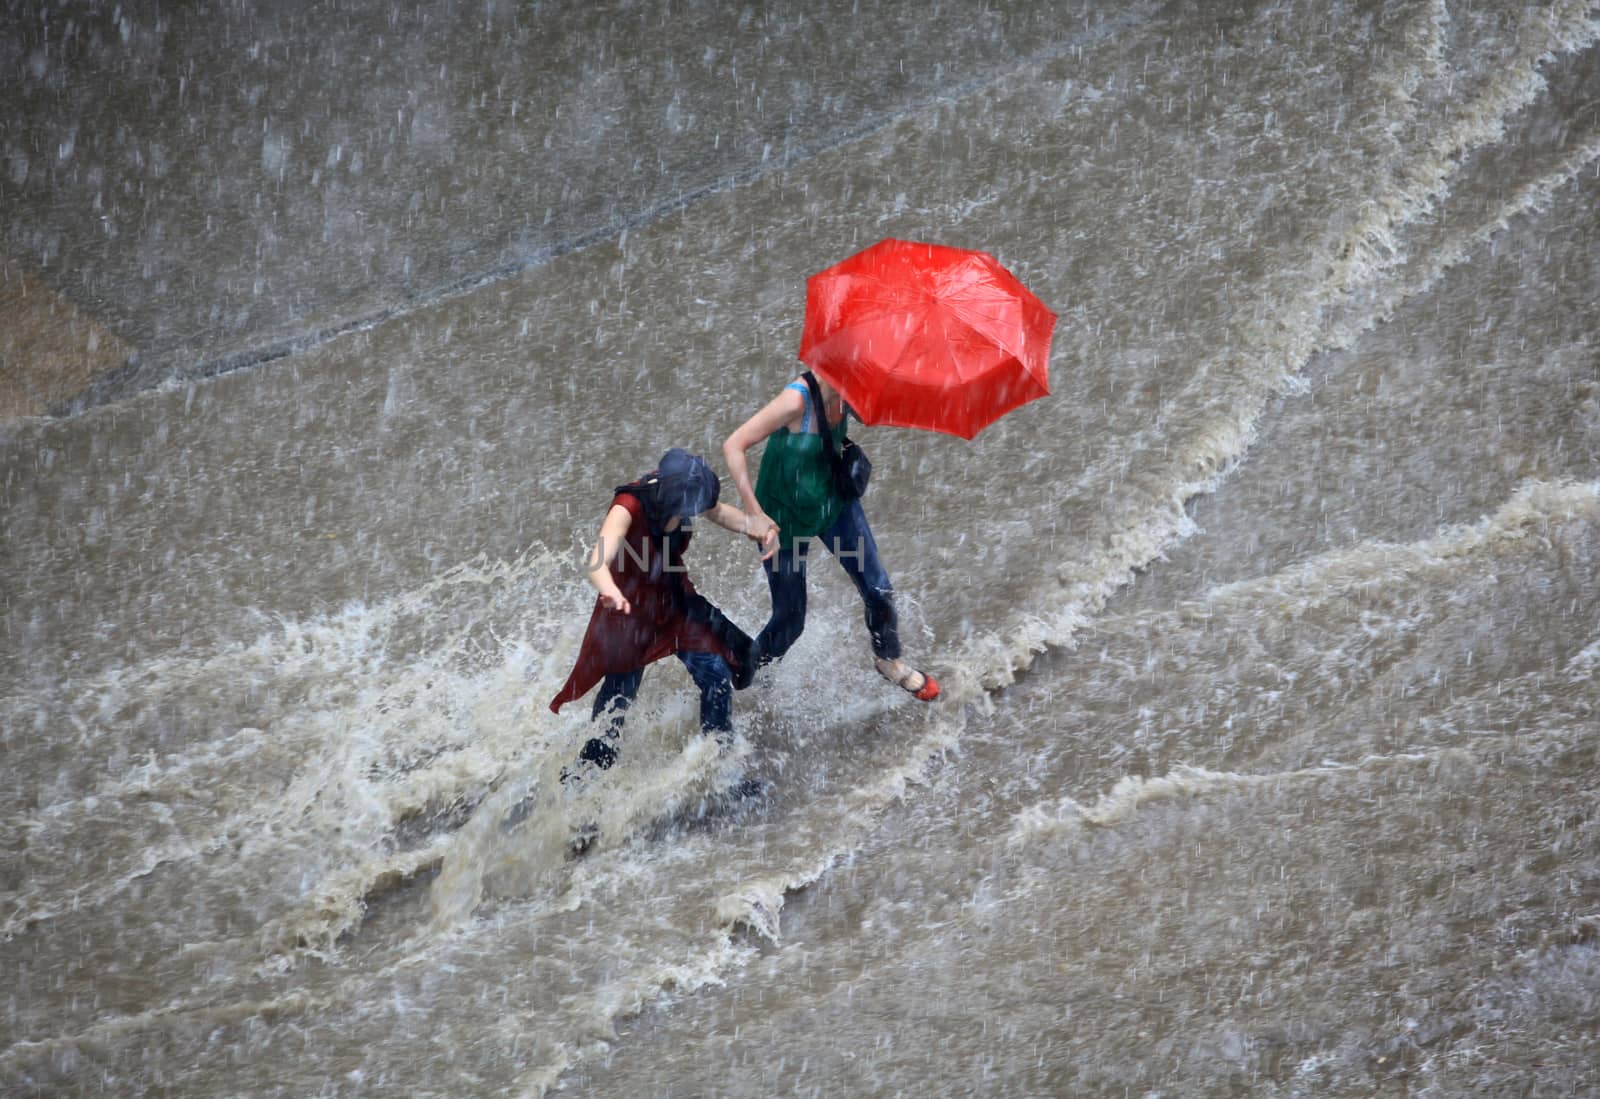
[703,500,780,560]
[721,386,804,547]
[585,503,635,614]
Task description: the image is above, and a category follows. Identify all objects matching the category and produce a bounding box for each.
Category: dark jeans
[757,499,900,664]
[577,650,733,770]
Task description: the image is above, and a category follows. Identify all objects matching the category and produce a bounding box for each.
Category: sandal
[878,658,939,702]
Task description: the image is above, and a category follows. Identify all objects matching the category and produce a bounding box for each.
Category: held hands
[743,511,781,561]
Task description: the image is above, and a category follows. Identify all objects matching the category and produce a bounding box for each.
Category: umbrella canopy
[798,238,1057,440]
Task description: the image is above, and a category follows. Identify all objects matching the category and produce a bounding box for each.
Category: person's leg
[677,650,733,735]
[679,590,757,690]
[821,501,900,660]
[579,668,643,769]
[755,540,810,665]
[680,648,767,801]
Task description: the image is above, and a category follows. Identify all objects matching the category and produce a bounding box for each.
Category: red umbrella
[798,238,1057,440]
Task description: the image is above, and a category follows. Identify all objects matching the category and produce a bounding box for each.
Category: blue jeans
[578,650,733,770]
[757,500,900,664]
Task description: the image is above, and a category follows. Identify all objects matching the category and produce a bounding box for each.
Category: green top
[755,382,848,547]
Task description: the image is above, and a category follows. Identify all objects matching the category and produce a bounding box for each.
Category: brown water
[3,1,1598,1095]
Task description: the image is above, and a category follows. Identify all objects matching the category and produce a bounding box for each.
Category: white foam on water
[2,546,587,947]
[1189,479,1600,613]
[1002,477,1600,858]
[8,5,1600,1096]
[1005,752,1445,849]
[942,6,1600,706]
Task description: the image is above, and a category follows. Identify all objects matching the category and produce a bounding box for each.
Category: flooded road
[4,1,1598,1095]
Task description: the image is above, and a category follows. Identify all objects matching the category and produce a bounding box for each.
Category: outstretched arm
[585,504,635,614]
[703,500,780,561]
[722,386,804,547]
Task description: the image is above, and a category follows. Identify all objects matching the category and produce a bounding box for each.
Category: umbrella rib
[939,288,1034,374]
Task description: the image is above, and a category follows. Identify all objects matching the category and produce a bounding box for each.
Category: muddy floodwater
[4,1,1599,1095]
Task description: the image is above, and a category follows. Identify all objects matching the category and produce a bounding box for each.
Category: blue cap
[656,448,720,517]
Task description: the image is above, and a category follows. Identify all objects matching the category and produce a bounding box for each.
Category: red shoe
[898,667,940,702]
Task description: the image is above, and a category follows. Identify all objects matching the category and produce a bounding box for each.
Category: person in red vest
[550,448,777,775]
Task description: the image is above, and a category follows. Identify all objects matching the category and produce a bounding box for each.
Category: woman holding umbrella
[723,238,1057,703]
[722,372,940,701]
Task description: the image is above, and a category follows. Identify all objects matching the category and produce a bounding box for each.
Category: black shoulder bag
[802,371,871,500]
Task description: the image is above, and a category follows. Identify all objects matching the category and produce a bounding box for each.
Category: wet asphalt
[1,0,1135,416]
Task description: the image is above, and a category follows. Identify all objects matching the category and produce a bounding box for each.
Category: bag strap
[801,370,848,479]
